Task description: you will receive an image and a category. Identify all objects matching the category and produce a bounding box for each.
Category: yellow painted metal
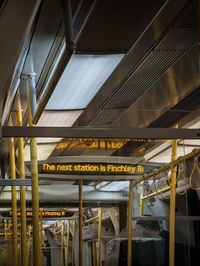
[4,220,7,261]
[142,186,170,200]
[27,225,31,266]
[79,179,83,266]
[134,147,200,187]
[26,79,42,266]
[84,216,99,224]
[66,221,70,266]
[127,180,133,266]
[139,193,143,216]
[71,220,76,266]
[61,221,64,266]
[169,136,178,266]
[9,133,18,266]
[39,208,43,258]
[97,208,102,266]
[16,90,27,266]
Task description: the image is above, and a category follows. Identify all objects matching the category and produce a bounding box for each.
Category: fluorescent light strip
[46,54,124,110]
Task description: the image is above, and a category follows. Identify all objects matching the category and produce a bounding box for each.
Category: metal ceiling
[48,0,200,158]
[113,45,200,128]
[75,0,167,53]
[0,0,42,124]
[0,0,200,206]
[75,0,198,127]
[150,86,200,128]
[0,1,199,154]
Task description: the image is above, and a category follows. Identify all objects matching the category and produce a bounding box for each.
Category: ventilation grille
[89,27,197,126]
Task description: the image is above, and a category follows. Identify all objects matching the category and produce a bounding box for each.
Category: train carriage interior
[0,0,200,265]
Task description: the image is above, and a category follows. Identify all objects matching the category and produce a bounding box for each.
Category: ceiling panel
[38,110,82,126]
[149,145,199,163]
[24,143,56,162]
[46,54,124,110]
[74,0,195,127]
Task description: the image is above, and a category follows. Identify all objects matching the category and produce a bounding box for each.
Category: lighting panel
[46,54,124,110]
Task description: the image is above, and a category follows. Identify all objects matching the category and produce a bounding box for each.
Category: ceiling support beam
[2,126,200,139]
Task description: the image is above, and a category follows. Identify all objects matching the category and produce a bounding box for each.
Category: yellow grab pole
[127,180,133,266]
[139,190,143,216]
[66,221,70,266]
[16,89,27,266]
[97,208,102,266]
[9,133,18,266]
[61,221,64,266]
[39,208,43,258]
[134,148,200,187]
[26,79,42,266]
[142,186,170,200]
[71,220,76,266]
[4,220,7,262]
[84,216,99,224]
[27,225,31,265]
[79,179,83,266]
[169,136,178,266]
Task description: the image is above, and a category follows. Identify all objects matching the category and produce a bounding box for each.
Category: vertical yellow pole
[127,180,133,266]
[16,89,27,266]
[139,193,143,217]
[79,179,83,266]
[40,208,43,261]
[71,221,76,266]
[97,208,102,266]
[9,132,18,266]
[26,79,42,266]
[27,225,31,265]
[61,221,64,266]
[169,135,178,266]
[66,221,70,266]
[4,219,7,263]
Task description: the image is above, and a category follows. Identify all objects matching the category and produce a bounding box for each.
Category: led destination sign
[3,211,73,218]
[42,163,154,175]
[55,138,162,151]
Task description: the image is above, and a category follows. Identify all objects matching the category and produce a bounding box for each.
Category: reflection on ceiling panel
[149,144,200,164]
[37,110,83,143]
[188,119,200,129]
[98,181,130,191]
[38,110,82,126]
[46,54,124,110]
[24,143,56,162]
